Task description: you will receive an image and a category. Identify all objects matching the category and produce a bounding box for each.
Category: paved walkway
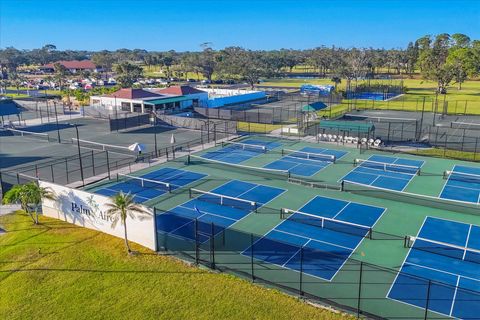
[0,204,20,216]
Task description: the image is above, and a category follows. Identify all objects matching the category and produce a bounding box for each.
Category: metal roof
[144,96,192,105]
[319,120,374,133]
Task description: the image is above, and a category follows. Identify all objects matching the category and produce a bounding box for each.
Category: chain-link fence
[153,206,470,320]
[0,123,237,198]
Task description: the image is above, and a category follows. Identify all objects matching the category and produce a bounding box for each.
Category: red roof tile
[156,86,206,95]
[107,88,164,99]
[42,60,97,70]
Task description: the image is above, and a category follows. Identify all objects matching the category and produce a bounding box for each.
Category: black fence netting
[109,113,151,131]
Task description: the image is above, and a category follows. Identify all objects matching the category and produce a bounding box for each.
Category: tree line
[1,33,479,91]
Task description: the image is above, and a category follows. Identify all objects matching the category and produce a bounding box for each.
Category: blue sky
[1,0,479,51]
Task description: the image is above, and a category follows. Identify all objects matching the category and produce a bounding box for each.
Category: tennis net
[187,155,290,180]
[189,188,258,212]
[450,121,480,130]
[282,148,335,163]
[117,173,171,192]
[2,128,50,142]
[72,138,136,155]
[221,141,267,153]
[281,208,372,239]
[405,236,480,264]
[342,180,480,215]
[354,158,421,175]
[444,170,480,184]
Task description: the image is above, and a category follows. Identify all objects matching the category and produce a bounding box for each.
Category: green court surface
[85,135,480,319]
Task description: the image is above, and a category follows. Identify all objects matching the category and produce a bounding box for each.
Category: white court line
[439,164,480,204]
[274,228,355,251]
[158,179,286,241]
[338,156,414,191]
[177,205,238,223]
[262,154,330,177]
[387,216,480,319]
[281,239,311,267]
[464,225,473,260]
[386,216,427,301]
[449,275,461,317]
[242,194,385,282]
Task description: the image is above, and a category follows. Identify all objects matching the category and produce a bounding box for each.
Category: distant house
[90,88,193,113]
[39,60,100,73]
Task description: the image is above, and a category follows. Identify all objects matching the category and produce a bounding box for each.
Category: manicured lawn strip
[0,212,352,320]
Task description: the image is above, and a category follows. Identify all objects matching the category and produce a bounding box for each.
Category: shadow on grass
[0,267,207,275]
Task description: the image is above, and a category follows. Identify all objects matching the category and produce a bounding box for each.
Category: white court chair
[346,136,353,143]
[332,134,337,142]
[337,135,344,143]
[374,139,382,147]
[368,139,375,145]
[352,137,359,144]
[322,133,328,141]
[361,137,367,145]
[327,134,333,141]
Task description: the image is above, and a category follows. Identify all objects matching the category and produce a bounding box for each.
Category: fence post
[357,262,363,318]
[65,158,69,184]
[210,223,215,269]
[195,219,199,265]
[444,134,448,157]
[91,150,96,176]
[475,138,478,161]
[299,246,304,296]
[106,151,111,179]
[50,165,55,183]
[250,233,255,282]
[387,122,391,142]
[424,280,432,320]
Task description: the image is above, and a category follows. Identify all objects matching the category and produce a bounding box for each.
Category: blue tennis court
[243,195,385,281]
[95,167,207,203]
[264,147,348,176]
[201,139,281,164]
[341,155,424,191]
[156,180,285,243]
[388,217,480,319]
[440,165,480,204]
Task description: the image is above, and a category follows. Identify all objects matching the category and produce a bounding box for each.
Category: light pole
[154,130,158,157]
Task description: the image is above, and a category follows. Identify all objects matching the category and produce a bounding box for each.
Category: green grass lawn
[0,212,352,320]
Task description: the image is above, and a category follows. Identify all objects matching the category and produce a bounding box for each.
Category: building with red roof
[155,85,206,96]
[40,60,99,73]
[90,87,193,113]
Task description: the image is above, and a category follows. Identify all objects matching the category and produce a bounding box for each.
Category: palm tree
[24,182,56,224]
[2,182,56,224]
[330,76,342,91]
[105,192,149,254]
[2,184,30,215]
